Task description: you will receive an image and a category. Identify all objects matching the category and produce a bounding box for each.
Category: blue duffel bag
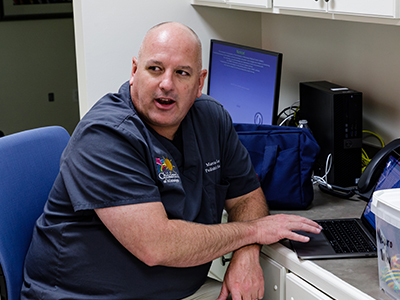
[234,124,320,210]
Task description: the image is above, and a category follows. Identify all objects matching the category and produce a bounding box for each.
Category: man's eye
[149,66,161,72]
[177,70,190,76]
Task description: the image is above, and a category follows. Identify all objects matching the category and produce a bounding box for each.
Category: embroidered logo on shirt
[155,157,180,184]
[205,159,221,173]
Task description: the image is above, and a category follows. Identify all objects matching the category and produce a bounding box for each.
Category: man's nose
[159,71,174,91]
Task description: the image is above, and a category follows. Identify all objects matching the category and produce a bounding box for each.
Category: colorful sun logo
[156,157,175,173]
[155,156,180,183]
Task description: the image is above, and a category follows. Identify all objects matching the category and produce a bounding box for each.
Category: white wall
[262,13,400,143]
[74,1,400,143]
[73,0,262,117]
[0,18,79,135]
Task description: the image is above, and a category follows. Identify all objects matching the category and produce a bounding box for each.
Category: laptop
[291,153,400,259]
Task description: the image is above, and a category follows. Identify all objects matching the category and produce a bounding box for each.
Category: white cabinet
[259,254,286,300]
[286,273,334,300]
[328,0,399,18]
[199,0,226,2]
[191,0,272,9]
[208,253,231,281]
[274,0,400,18]
[192,0,400,22]
[229,0,272,8]
[273,0,327,13]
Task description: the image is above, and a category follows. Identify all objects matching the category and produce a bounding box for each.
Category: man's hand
[217,245,264,300]
[252,214,321,245]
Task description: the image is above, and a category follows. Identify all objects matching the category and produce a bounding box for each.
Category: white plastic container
[371,188,400,299]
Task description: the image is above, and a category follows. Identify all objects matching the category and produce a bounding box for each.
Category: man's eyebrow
[145,60,194,73]
[178,65,194,73]
[146,60,163,66]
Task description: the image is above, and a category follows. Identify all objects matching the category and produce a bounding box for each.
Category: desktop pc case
[300,81,362,187]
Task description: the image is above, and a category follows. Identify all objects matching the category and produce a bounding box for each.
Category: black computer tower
[300,81,362,187]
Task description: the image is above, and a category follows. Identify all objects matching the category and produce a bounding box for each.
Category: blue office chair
[0,126,70,300]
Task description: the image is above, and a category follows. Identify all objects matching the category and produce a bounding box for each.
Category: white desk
[261,186,392,300]
[210,186,392,299]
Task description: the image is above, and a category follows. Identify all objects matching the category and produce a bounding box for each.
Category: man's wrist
[232,242,261,262]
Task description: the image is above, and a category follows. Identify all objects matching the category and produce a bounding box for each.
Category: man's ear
[196,69,208,98]
[129,57,138,86]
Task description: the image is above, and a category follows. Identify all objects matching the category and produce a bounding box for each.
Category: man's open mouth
[156,98,175,105]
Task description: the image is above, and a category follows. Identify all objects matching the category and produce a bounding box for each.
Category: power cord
[313,153,358,197]
[312,153,332,189]
[277,101,299,126]
[362,130,385,172]
[279,115,294,126]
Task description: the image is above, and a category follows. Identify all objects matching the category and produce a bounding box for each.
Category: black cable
[318,184,357,199]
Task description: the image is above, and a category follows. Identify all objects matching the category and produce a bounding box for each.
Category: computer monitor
[207,39,283,125]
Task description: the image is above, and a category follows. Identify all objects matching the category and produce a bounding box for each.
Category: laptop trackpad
[290,231,336,259]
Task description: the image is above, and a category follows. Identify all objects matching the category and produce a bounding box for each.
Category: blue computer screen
[207,40,282,125]
[363,154,400,229]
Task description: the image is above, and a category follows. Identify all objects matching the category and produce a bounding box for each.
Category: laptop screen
[363,154,400,229]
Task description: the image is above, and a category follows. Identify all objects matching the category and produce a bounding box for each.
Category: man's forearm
[151,187,268,267]
[97,188,321,269]
[150,219,257,267]
[134,187,268,267]
[97,200,261,268]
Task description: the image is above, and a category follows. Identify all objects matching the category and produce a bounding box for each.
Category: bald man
[21,22,321,300]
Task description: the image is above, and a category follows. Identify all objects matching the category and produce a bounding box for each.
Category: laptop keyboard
[318,220,377,254]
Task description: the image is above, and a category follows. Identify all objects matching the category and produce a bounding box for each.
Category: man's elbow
[133,247,165,267]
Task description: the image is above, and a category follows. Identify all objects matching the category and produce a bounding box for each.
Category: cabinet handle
[221,255,231,266]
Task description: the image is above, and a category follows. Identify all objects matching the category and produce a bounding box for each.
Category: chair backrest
[0,126,70,300]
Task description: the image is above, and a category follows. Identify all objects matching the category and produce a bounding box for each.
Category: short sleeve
[60,123,161,211]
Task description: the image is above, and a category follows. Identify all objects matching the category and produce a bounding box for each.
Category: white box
[372,189,400,299]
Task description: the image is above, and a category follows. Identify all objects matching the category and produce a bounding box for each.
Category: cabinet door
[195,0,227,2]
[229,0,272,8]
[208,253,231,282]
[328,0,397,18]
[286,273,333,300]
[260,254,286,300]
[273,0,327,12]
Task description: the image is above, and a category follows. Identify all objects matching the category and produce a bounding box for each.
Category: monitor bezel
[207,39,283,125]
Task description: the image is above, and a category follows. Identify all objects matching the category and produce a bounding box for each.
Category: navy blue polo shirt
[21,81,260,300]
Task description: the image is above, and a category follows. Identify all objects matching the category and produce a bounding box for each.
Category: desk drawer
[286,273,333,300]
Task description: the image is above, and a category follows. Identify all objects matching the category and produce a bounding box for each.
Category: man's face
[129,25,207,139]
